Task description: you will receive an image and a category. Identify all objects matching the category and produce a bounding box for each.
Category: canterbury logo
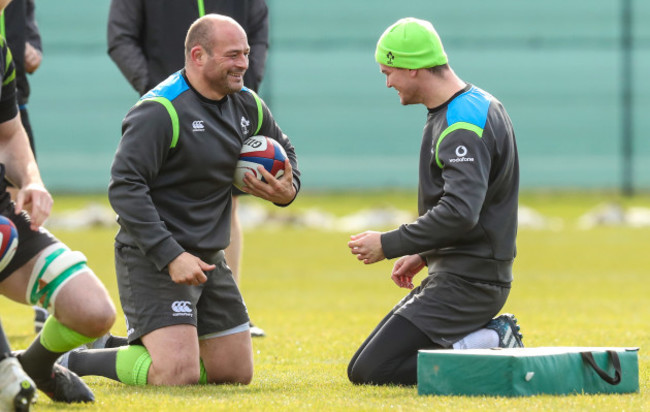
[171,300,192,313]
[192,120,205,132]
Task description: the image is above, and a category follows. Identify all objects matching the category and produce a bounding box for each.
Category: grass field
[2,190,649,411]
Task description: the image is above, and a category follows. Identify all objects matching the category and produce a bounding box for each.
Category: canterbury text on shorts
[115,243,250,343]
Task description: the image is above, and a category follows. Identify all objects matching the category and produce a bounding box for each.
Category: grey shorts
[115,243,250,344]
[394,272,510,348]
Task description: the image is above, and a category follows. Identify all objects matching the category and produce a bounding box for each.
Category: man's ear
[190,46,205,65]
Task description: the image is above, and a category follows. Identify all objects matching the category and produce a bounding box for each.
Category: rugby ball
[0,215,18,272]
[233,135,287,190]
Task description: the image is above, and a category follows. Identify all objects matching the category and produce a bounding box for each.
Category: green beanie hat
[375,17,448,69]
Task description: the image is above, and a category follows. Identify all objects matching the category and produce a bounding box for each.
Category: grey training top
[381,84,519,284]
[109,70,300,270]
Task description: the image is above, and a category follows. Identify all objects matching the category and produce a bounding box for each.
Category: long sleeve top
[109,70,300,270]
[381,85,519,284]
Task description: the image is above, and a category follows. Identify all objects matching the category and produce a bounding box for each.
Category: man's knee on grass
[116,345,201,386]
[204,362,253,385]
[348,356,379,385]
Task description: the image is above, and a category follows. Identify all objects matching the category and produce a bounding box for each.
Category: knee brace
[25,243,88,315]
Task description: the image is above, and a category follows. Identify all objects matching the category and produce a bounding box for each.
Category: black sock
[68,348,120,381]
[105,335,129,348]
[17,336,61,383]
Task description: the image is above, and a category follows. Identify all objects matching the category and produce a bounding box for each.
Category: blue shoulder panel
[446,86,492,129]
[140,71,189,101]
[137,71,188,149]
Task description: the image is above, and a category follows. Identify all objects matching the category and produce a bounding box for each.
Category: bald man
[61,14,300,386]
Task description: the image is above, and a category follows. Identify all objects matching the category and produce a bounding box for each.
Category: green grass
[2,190,649,411]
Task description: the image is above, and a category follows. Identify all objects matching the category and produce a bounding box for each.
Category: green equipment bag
[417,347,639,397]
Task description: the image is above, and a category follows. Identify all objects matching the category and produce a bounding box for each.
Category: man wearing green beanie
[347,17,522,385]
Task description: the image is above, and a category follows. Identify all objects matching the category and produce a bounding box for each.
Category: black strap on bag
[580,350,622,385]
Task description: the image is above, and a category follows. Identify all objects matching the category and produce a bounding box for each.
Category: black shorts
[394,272,510,347]
[115,243,250,344]
[0,200,58,282]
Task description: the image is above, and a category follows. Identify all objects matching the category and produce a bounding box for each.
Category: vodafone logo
[449,144,474,163]
[171,300,193,317]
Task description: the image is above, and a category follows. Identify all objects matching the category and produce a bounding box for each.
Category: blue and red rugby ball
[233,135,287,191]
[0,215,18,272]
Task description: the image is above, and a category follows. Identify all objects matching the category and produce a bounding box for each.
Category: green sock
[40,316,95,353]
[114,346,208,385]
[115,345,151,386]
[199,359,207,384]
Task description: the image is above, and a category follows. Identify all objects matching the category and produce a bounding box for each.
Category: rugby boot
[0,356,37,412]
[250,322,266,338]
[486,313,524,348]
[33,307,49,334]
[31,363,94,403]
